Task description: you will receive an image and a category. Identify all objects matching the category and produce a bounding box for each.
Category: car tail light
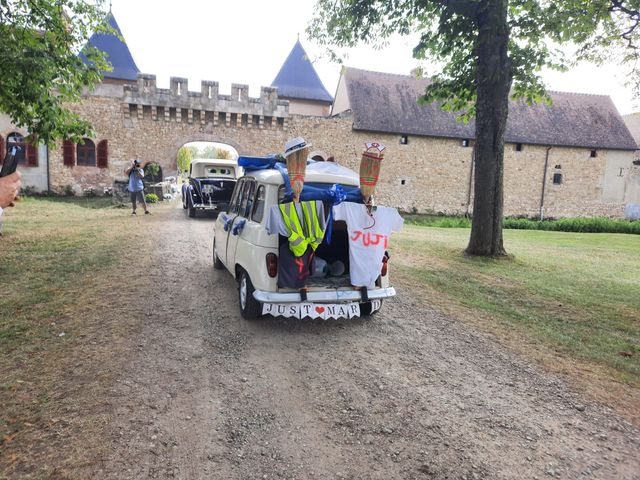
[381,252,389,277]
[266,253,278,278]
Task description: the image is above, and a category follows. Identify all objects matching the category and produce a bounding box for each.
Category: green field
[395,226,640,385]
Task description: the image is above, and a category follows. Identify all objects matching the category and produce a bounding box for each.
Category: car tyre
[238,269,260,320]
[360,300,383,317]
[187,197,196,218]
[213,240,224,270]
[182,191,187,209]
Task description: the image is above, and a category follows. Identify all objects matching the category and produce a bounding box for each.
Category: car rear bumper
[252,287,396,303]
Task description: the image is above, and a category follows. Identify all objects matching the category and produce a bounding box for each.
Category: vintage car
[182,159,241,217]
[213,157,397,320]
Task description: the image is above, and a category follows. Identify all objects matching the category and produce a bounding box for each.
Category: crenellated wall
[122,74,289,130]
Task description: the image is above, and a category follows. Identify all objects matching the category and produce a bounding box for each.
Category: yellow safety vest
[279,201,324,257]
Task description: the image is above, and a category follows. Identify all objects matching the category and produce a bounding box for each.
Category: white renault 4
[213,157,397,319]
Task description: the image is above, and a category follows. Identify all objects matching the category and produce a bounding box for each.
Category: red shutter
[63,140,75,167]
[27,143,38,166]
[97,140,108,168]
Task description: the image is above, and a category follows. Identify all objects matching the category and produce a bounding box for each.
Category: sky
[108,0,638,115]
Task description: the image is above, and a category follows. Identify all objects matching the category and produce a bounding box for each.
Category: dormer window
[590,149,597,158]
[461,139,470,148]
[515,143,523,152]
[400,135,408,145]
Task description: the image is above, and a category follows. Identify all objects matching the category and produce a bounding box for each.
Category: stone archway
[167,134,247,173]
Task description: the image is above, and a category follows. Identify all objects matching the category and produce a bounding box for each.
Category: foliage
[190,145,235,159]
[404,214,640,234]
[144,193,159,203]
[177,146,193,173]
[145,162,161,178]
[0,0,114,144]
[504,216,640,234]
[215,148,234,160]
[63,184,75,197]
[308,0,640,119]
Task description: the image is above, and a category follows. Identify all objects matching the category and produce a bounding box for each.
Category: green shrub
[145,193,159,204]
[405,214,640,234]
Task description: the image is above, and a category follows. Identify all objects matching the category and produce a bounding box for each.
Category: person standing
[125,159,150,215]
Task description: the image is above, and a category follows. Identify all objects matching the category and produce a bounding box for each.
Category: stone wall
[44,85,633,218]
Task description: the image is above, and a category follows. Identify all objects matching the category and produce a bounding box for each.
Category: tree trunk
[466,0,513,257]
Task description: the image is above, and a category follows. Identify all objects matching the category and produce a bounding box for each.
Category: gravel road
[97,205,640,480]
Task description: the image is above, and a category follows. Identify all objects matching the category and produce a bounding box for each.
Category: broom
[359,142,385,207]
[286,146,309,203]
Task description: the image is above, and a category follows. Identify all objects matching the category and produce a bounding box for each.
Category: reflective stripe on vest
[278,201,324,257]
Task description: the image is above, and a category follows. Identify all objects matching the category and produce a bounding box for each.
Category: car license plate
[262,302,363,319]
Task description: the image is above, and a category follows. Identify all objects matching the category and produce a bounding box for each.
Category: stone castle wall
[45,78,631,218]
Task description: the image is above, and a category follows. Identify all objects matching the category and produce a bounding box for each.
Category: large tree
[0,0,112,144]
[309,0,640,256]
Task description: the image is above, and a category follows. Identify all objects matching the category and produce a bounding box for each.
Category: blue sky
[108,0,637,115]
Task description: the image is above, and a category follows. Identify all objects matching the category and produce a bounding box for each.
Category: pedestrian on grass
[125,159,150,215]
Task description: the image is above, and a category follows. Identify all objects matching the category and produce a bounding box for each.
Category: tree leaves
[308,0,640,116]
[0,0,113,144]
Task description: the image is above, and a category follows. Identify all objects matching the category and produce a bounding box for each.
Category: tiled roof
[271,40,333,103]
[341,68,637,151]
[79,12,140,81]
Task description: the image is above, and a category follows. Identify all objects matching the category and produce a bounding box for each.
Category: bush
[145,193,159,204]
[405,213,640,235]
[503,217,640,234]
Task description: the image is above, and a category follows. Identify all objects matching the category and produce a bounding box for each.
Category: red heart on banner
[315,306,325,314]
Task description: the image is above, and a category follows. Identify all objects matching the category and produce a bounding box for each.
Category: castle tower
[79,11,140,85]
[271,40,333,117]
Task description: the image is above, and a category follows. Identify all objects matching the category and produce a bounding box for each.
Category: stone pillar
[200,110,206,125]
[213,111,219,127]
[188,109,193,124]
[122,103,130,120]
[151,106,157,121]
[259,115,264,130]
[176,108,182,123]
[137,104,143,121]
[164,107,170,122]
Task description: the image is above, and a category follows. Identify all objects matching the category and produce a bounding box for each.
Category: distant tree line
[177,145,234,174]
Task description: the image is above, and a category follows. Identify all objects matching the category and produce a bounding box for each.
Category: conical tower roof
[271,40,333,103]
[79,11,140,81]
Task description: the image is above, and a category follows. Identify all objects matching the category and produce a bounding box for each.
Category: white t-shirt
[332,202,404,288]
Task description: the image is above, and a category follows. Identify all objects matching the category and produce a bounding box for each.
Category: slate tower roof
[271,40,333,103]
[79,11,140,82]
[336,67,637,151]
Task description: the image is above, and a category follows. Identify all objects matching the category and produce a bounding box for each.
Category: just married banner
[261,300,381,319]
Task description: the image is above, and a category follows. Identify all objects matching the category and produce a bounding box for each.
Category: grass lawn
[0,196,149,478]
[394,226,640,397]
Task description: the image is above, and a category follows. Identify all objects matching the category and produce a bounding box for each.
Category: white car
[213,159,397,320]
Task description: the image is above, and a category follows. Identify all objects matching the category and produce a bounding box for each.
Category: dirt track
[96,204,640,480]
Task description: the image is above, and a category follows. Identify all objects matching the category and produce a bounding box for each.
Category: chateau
[1,11,639,218]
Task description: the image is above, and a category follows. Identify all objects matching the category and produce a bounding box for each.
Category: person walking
[125,159,150,215]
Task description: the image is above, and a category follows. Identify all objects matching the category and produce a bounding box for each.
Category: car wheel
[213,240,224,270]
[238,269,260,320]
[188,197,196,218]
[182,191,187,209]
[360,300,383,317]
